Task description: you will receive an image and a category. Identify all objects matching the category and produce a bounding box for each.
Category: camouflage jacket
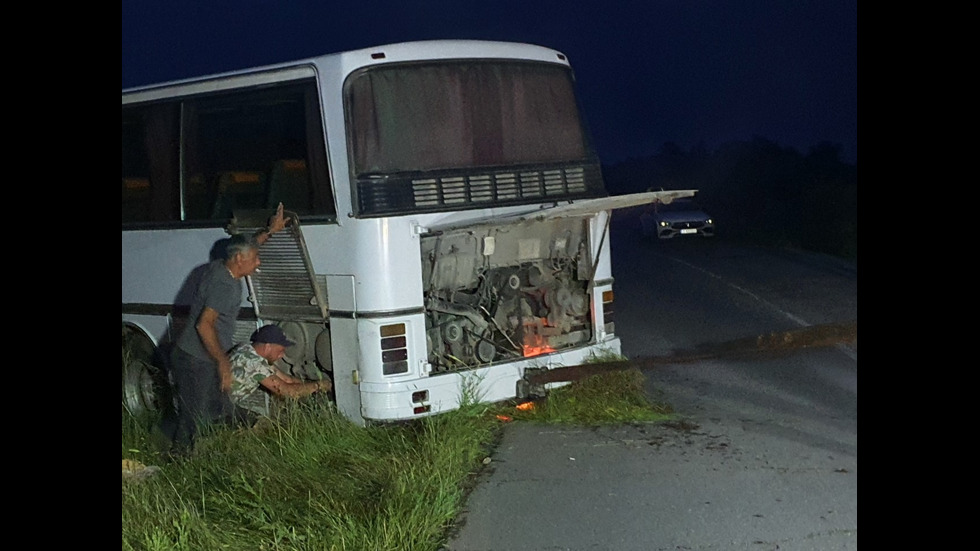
[228,343,275,413]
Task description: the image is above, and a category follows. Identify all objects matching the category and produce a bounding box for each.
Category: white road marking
[665,255,857,361]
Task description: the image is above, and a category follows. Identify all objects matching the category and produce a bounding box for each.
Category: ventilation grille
[233,319,261,347]
[232,212,328,322]
[356,162,605,216]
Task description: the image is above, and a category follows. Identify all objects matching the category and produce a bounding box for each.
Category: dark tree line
[602,137,856,261]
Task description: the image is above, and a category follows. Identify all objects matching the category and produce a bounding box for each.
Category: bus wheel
[122,325,172,416]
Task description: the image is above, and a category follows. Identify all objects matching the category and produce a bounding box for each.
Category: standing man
[168,203,291,456]
[227,324,332,423]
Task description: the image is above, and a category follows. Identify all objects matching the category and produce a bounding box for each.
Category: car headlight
[659,221,668,227]
[707,219,713,224]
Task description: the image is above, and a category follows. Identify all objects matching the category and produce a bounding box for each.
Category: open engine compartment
[421,217,594,373]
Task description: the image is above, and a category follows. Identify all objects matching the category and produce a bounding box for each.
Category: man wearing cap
[227,324,332,420]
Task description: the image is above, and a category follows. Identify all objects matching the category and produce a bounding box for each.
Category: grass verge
[122,366,671,551]
[490,367,673,425]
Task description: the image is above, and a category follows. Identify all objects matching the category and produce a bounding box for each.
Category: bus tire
[121,325,174,416]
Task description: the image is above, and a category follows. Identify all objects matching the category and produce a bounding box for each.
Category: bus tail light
[602,290,615,334]
[380,323,409,375]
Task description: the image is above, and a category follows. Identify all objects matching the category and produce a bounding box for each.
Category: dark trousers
[168,347,232,453]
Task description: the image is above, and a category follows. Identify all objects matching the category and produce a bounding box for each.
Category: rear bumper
[359,337,622,421]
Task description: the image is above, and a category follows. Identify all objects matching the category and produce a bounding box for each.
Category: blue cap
[250,325,296,347]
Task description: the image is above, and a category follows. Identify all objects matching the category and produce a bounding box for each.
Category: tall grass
[122,367,671,551]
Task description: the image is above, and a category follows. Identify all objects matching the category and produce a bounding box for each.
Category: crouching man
[228,324,332,422]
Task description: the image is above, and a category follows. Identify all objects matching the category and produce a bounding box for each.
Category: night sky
[122,1,857,165]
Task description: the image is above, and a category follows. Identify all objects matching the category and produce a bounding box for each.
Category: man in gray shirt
[168,203,290,456]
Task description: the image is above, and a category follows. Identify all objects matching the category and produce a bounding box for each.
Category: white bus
[122,39,693,425]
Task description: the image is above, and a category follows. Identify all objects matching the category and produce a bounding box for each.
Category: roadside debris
[122,459,161,482]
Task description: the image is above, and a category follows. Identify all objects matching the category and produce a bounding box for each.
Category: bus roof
[122,39,571,99]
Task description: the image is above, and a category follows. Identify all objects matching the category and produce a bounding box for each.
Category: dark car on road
[640,197,715,239]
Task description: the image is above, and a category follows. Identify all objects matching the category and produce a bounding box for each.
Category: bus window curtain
[349,63,587,175]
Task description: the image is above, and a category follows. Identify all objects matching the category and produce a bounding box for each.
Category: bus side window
[183,173,214,221]
[268,159,312,212]
[212,171,268,220]
[122,178,151,222]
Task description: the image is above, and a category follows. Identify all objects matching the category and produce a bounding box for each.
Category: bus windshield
[346,60,605,216]
[347,61,588,174]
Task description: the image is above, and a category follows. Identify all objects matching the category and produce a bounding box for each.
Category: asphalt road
[442,216,857,551]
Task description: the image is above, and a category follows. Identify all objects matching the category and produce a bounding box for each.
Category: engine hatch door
[423,189,697,234]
